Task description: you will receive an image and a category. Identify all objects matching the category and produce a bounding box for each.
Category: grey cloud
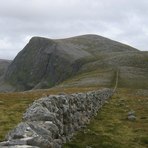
[0,0,148,59]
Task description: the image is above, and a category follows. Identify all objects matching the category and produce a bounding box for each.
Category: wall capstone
[0,88,113,148]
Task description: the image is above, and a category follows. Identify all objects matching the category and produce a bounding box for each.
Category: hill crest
[0,34,147,92]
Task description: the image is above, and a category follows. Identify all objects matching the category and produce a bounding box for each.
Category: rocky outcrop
[0,88,113,148]
[3,36,92,91]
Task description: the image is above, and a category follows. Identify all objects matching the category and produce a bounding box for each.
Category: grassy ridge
[63,88,148,148]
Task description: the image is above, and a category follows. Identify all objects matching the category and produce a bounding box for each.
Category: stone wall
[0,88,113,148]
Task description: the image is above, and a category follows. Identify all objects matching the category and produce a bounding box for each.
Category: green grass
[0,87,147,148]
[63,88,148,148]
[58,68,115,89]
[0,86,97,141]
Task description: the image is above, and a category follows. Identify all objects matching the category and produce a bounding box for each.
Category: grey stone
[0,88,113,148]
[128,115,136,121]
[27,136,52,148]
[44,121,59,138]
[52,139,62,148]
[128,111,135,116]
[6,122,37,140]
[23,103,56,121]
[28,122,52,141]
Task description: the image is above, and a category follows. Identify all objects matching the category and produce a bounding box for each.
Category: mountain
[0,59,11,77]
[0,34,148,92]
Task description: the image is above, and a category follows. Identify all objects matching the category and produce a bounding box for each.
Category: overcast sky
[0,0,148,59]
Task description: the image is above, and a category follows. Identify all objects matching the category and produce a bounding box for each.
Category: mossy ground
[63,88,148,148]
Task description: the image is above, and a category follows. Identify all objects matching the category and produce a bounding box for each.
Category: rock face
[0,88,113,148]
[0,59,11,77]
[3,36,92,91]
[2,34,141,92]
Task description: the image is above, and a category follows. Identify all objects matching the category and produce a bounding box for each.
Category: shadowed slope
[0,59,11,77]
[4,37,92,91]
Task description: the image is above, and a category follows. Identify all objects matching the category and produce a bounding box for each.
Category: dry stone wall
[0,88,113,148]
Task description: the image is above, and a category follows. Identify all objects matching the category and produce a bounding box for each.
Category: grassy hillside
[64,88,148,148]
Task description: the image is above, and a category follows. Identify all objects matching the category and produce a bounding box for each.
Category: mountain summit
[0,34,148,92]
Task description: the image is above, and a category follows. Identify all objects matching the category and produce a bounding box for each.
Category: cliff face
[4,37,88,91]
